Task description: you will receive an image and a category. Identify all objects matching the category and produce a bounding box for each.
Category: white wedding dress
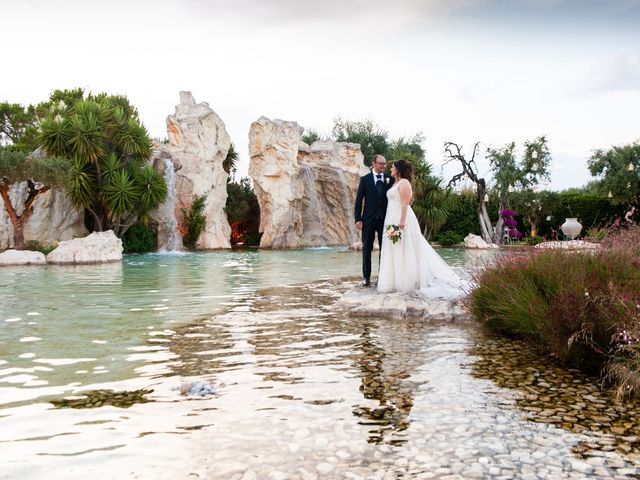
[377,180,470,299]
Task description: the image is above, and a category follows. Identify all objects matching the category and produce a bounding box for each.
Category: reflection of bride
[377,159,469,299]
[353,321,420,444]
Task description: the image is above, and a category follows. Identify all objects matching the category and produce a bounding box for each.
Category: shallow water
[1,248,638,479]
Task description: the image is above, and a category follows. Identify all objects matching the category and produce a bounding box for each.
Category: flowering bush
[468,229,640,398]
[501,209,522,240]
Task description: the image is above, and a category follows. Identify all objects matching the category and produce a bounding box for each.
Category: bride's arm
[398,180,412,229]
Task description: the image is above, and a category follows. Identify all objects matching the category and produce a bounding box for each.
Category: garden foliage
[122,224,157,253]
[182,195,207,249]
[226,177,261,246]
[469,229,640,398]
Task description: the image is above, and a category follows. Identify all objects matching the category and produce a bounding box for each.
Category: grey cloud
[590,54,640,93]
[181,0,640,28]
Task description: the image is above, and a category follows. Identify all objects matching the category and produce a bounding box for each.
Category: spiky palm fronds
[69,156,97,209]
[135,164,167,211]
[40,114,72,157]
[102,169,135,216]
[223,142,238,175]
[67,111,105,163]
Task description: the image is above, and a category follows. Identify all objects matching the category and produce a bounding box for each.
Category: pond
[1,248,638,479]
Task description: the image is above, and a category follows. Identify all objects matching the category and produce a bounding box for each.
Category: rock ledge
[46,231,123,264]
[0,249,46,266]
[336,284,470,322]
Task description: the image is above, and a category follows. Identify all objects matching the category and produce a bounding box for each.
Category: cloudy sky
[2,0,639,190]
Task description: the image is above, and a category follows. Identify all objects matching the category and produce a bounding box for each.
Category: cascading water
[335,169,356,245]
[158,159,184,252]
[300,166,326,246]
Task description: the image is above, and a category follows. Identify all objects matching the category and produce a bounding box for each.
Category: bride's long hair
[393,159,413,183]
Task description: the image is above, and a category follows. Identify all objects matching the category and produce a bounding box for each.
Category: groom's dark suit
[355,171,395,284]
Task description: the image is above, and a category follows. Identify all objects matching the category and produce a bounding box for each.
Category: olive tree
[0,149,69,249]
[486,136,551,243]
[588,142,640,204]
[445,141,495,244]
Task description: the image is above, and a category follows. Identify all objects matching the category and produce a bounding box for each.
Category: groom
[355,154,395,286]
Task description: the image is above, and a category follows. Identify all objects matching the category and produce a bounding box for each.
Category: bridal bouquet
[385,224,402,244]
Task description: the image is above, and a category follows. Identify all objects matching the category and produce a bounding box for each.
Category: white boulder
[46,231,123,264]
[336,284,470,322]
[464,233,498,249]
[0,249,46,266]
[535,240,601,250]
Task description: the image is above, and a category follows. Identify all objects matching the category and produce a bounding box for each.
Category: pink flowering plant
[385,224,402,244]
[468,228,640,399]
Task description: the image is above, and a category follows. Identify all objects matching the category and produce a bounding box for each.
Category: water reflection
[352,321,419,445]
[7,248,640,478]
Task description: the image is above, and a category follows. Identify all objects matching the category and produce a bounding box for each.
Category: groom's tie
[376,174,383,196]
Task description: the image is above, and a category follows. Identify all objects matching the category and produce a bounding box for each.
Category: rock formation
[248,116,368,248]
[46,230,123,264]
[0,183,87,250]
[464,233,498,249]
[151,92,231,250]
[535,240,601,250]
[337,283,470,322]
[0,249,46,266]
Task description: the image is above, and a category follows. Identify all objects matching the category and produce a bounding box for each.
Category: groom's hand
[355,221,363,230]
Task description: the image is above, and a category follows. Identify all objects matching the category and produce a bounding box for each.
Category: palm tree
[387,138,452,240]
[223,142,238,177]
[40,91,166,236]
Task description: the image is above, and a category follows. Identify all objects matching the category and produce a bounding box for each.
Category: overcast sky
[2,0,639,190]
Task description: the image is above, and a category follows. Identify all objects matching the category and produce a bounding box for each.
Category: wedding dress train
[377,181,469,299]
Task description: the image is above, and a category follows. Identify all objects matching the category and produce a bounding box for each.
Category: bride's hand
[399,222,405,229]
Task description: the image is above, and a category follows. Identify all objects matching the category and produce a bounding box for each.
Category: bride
[377,159,469,299]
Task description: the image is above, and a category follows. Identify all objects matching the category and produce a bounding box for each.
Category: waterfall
[335,169,356,245]
[158,159,184,252]
[300,166,326,246]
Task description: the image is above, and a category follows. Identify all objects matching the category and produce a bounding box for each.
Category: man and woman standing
[354,155,468,298]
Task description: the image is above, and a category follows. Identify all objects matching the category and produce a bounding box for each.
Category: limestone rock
[151,91,231,250]
[46,231,122,264]
[336,283,470,322]
[535,240,601,250]
[0,183,87,250]
[464,233,498,249]
[248,116,368,248]
[0,249,46,266]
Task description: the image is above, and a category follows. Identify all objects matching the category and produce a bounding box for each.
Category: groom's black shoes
[362,278,371,287]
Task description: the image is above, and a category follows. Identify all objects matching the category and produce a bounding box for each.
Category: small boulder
[47,231,123,264]
[464,233,498,249]
[0,249,46,266]
[535,240,601,250]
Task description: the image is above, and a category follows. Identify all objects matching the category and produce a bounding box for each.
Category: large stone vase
[560,218,582,240]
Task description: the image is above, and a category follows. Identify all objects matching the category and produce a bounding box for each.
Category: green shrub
[182,195,207,249]
[122,224,157,253]
[226,177,261,246]
[526,236,544,246]
[435,231,463,247]
[469,229,640,398]
[24,241,57,255]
